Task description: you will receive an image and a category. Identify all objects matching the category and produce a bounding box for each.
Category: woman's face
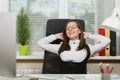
[66,22,81,40]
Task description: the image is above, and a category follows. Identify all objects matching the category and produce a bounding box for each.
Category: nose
[69,27,73,31]
[67,27,73,31]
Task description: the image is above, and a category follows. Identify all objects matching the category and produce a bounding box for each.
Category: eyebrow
[66,25,77,27]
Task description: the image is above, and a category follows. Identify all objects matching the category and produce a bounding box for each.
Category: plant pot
[18,45,29,56]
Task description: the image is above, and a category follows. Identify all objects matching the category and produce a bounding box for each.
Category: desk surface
[17,55,120,60]
[0,74,120,80]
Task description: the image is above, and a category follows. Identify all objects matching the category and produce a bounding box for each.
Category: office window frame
[10,0,115,45]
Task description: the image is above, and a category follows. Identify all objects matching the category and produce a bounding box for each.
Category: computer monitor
[0,13,16,77]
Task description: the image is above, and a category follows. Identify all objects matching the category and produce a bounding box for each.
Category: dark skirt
[60,61,87,74]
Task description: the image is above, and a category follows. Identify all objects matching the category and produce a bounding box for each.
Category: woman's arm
[37,34,62,54]
[84,32,111,55]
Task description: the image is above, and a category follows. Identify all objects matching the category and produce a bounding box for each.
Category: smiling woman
[66,21,81,40]
[37,19,111,74]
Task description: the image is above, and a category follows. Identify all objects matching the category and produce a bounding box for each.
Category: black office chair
[42,19,85,74]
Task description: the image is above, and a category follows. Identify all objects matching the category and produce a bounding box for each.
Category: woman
[37,20,111,74]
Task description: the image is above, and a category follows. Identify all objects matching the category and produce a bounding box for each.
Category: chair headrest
[46,19,85,36]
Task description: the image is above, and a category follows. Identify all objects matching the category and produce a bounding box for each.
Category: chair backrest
[42,19,85,74]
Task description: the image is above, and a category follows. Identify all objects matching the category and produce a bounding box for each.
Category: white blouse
[37,33,110,63]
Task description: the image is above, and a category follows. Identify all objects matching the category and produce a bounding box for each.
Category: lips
[68,32,75,36]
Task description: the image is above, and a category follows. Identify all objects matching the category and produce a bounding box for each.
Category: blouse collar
[69,39,80,50]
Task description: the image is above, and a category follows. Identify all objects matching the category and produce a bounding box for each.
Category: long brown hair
[58,20,86,54]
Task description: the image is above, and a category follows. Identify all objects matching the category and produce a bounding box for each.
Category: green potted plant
[17,7,30,56]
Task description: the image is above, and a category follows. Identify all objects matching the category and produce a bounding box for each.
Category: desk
[17,56,120,63]
[1,74,119,80]
[24,74,120,80]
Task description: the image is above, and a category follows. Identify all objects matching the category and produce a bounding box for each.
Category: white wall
[0,0,9,12]
[115,0,120,7]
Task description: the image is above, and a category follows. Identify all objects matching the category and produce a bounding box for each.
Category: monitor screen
[0,13,16,77]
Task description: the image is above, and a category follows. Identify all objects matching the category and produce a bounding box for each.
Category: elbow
[107,38,111,44]
[105,38,111,46]
[37,40,46,49]
[100,38,111,48]
[109,38,111,44]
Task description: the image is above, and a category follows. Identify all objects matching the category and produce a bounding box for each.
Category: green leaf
[17,7,30,45]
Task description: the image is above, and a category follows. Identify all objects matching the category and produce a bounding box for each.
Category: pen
[110,67,114,73]
[64,76,74,80]
[99,62,104,73]
[105,64,109,73]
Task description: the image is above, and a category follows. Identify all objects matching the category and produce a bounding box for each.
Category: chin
[68,35,79,40]
[68,37,76,40]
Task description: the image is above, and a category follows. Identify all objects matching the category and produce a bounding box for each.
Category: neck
[70,38,79,40]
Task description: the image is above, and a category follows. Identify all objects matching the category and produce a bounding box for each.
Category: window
[10,0,115,45]
[68,0,114,44]
[10,0,58,45]
[68,0,114,32]
[68,0,95,34]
